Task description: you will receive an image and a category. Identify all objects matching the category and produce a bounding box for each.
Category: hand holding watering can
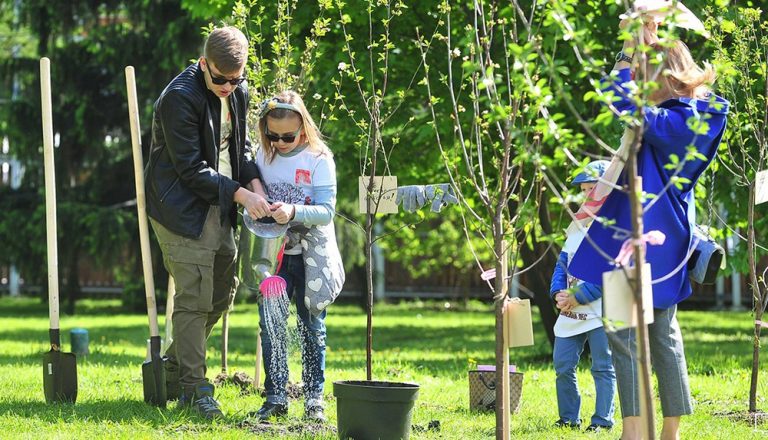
[236,188,271,219]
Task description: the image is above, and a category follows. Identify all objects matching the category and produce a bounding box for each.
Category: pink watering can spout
[260,275,287,299]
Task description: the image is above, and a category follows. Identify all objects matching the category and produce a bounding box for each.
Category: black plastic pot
[333,380,420,440]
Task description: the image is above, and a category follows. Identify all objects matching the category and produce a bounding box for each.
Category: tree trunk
[365,205,374,381]
[748,184,762,412]
[628,172,655,439]
[364,117,381,381]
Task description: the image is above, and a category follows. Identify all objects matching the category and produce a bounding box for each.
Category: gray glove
[425,183,459,212]
[395,185,426,212]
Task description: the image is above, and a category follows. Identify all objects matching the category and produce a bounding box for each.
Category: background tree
[0,0,205,311]
[419,1,563,436]
[709,5,768,416]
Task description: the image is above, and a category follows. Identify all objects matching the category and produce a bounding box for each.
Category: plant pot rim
[333,380,420,403]
[333,379,420,389]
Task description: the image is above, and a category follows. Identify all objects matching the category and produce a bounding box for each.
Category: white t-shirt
[218,97,233,179]
[255,146,336,254]
[553,292,603,338]
[553,231,605,338]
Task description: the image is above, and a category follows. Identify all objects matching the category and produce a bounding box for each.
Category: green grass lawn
[0,296,766,439]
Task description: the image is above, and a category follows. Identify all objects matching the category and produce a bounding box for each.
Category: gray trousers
[607,306,693,418]
[150,206,237,391]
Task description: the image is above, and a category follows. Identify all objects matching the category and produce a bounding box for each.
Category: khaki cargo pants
[150,206,237,390]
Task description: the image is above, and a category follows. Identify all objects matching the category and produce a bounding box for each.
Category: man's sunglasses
[209,71,246,86]
[204,60,246,86]
[265,127,302,143]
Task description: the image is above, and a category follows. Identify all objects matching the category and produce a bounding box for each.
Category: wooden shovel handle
[125,66,160,338]
[40,58,60,331]
[163,275,175,352]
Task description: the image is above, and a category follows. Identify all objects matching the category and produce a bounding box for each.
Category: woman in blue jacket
[569,20,729,440]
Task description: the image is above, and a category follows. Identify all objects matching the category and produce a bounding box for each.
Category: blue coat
[569,69,729,309]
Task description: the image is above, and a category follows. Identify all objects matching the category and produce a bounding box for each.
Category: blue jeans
[259,254,327,406]
[553,326,616,427]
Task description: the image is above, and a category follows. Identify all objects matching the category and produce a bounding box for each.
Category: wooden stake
[628,173,656,440]
[495,240,510,440]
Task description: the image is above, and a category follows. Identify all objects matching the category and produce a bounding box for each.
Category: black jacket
[145,62,260,238]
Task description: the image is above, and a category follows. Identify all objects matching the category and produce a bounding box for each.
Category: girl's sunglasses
[265,127,302,143]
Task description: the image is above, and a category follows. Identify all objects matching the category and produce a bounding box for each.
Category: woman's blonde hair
[258,90,330,163]
[650,40,716,99]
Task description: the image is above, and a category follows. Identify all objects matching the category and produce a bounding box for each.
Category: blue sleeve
[573,282,603,305]
[602,68,715,186]
[602,69,689,144]
[292,184,335,226]
[550,252,569,298]
[601,68,636,114]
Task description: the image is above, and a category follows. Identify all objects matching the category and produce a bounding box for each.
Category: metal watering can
[236,212,289,390]
[238,213,288,298]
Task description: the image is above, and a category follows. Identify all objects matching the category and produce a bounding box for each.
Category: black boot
[249,401,288,421]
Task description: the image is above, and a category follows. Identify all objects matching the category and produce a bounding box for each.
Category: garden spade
[125,66,166,407]
[40,57,78,404]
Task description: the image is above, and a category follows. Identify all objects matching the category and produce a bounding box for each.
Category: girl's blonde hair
[258,90,330,163]
[650,40,716,99]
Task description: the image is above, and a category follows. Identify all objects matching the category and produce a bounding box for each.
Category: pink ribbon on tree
[614,230,666,267]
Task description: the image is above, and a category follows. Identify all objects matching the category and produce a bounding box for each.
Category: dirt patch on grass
[714,409,768,426]
[214,371,304,400]
[237,419,336,437]
[214,371,257,395]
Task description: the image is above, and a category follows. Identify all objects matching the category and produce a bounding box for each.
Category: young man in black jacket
[145,26,269,419]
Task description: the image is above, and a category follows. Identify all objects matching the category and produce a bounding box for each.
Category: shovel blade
[142,358,167,407]
[43,350,77,404]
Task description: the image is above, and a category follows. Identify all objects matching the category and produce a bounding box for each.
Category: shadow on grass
[2,298,753,379]
[0,398,284,430]
[0,398,172,425]
[0,297,126,318]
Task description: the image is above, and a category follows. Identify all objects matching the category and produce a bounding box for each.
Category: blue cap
[571,160,610,185]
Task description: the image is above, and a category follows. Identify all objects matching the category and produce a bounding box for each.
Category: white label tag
[503,298,534,348]
[755,170,768,205]
[47,363,53,375]
[358,176,398,214]
[602,263,655,330]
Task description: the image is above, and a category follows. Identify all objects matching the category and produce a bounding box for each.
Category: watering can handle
[239,210,277,224]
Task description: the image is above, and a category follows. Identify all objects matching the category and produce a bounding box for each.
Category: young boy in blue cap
[550,160,615,432]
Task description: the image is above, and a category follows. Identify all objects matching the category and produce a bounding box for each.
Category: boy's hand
[235,188,271,219]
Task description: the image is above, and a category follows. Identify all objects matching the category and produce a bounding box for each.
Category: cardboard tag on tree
[503,298,534,348]
[602,263,654,330]
[755,170,768,205]
[358,176,398,214]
